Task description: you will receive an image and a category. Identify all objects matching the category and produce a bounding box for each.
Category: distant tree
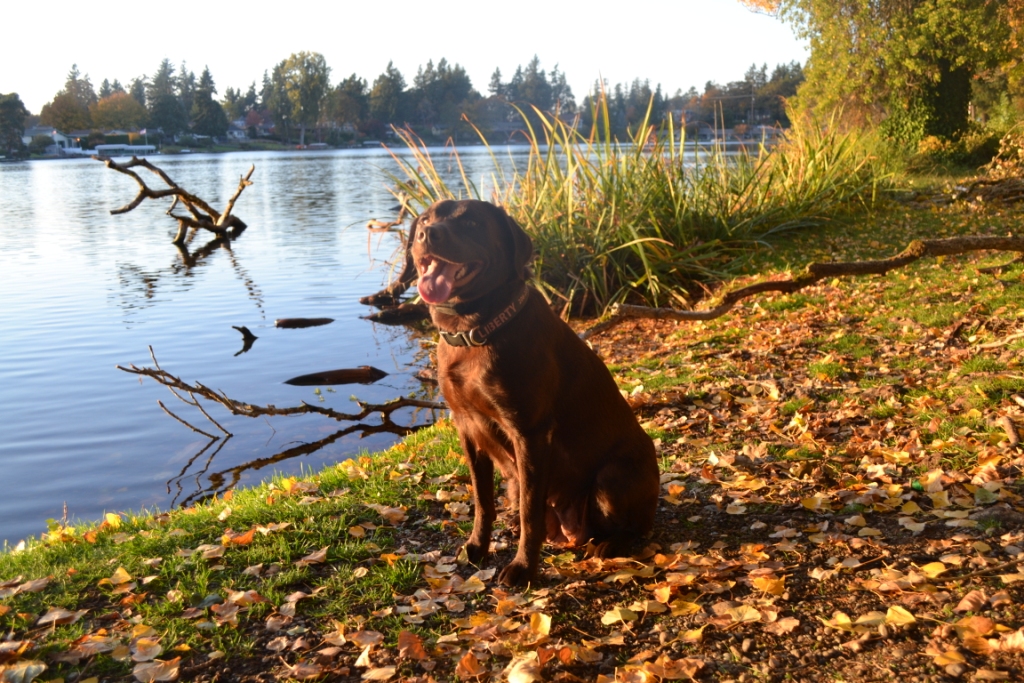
[329,74,369,127]
[369,61,407,125]
[242,82,259,115]
[191,66,228,138]
[62,65,98,109]
[90,92,149,130]
[221,86,243,121]
[129,77,147,108]
[99,78,113,99]
[40,64,97,131]
[265,63,292,140]
[549,65,576,115]
[40,92,91,132]
[0,93,30,156]
[147,60,186,137]
[177,62,196,120]
[275,52,331,145]
[488,68,504,97]
[410,58,478,128]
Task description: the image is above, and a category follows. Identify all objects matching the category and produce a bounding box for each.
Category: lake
[0,146,526,547]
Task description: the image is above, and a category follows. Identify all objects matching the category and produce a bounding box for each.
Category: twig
[158,400,218,439]
[580,235,1024,340]
[977,332,1024,349]
[950,553,1024,581]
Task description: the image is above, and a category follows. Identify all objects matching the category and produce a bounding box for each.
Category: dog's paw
[463,541,489,565]
[497,559,534,587]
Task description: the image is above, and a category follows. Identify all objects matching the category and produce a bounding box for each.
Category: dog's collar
[437,285,530,347]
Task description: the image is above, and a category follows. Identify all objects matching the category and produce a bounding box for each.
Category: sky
[4,1,807,115]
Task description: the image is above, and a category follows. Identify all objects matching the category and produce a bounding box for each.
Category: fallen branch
[118,347,445,426]
[95,156,254,245]
[581,235,1024,340]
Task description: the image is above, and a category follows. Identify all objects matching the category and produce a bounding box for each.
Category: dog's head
[410,199,533,306]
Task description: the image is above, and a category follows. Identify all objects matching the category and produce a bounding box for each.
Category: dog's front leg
[498,436,549,586]
[463,440,496,566]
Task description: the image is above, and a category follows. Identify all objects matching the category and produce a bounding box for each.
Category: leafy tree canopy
[90,92,148,131]
[739,0,1022,139]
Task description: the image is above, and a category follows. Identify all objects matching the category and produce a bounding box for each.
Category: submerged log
[284,366,388,386]
[274,317,335,329]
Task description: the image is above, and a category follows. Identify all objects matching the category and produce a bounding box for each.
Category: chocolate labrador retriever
[412,199,659,586]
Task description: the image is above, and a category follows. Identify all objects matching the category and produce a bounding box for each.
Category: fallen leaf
[132,657,181,682]
[362,667,396,681]
[763,617,801,635]
[0,660,47,683]
[955,590,988,613]
[282,662,323,680]
[131,638,163,662]
[506,653,542,683]
[36,607,87,626]
[455,652,487,679]
[601,606,639,625]
[295,547,328,567]
[530,612,551,636]
[885,605,917,626]
[397,631,428,660]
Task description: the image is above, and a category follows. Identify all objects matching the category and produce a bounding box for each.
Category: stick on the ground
[94,156,254,245]
[581,235,1024,340]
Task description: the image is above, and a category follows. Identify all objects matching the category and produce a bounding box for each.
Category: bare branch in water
[95,156,254,245]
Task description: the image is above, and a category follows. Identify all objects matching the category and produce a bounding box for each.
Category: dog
[411,199,660,586]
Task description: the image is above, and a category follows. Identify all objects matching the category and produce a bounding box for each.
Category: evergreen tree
[129,77,147,109]
[330,74,369,126]
[369,61,407,124]
[147,59,186,136]
[0,93,30,156]
[191,66,228,138]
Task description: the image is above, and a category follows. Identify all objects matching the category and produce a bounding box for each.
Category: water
[0,147,524,547]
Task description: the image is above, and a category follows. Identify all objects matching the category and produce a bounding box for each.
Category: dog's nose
[417,224,444,245]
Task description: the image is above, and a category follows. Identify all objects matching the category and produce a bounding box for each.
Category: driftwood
[274,317,334,329]
[118,348,444,425]
[120,348,445,504]
[284,366,388,386]
[95,155,254,245]
[580,235,1024,340]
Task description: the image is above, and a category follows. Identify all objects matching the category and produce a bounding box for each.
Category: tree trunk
[925,58,973,139]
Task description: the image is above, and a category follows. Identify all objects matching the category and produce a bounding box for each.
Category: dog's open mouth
[417,255,481,305]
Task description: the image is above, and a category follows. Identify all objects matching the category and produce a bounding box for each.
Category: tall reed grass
[388,98,890,315]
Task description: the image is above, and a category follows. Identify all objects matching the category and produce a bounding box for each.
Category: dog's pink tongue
[418,258,460,304]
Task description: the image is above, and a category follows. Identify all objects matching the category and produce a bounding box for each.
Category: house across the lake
[21,126,89,156]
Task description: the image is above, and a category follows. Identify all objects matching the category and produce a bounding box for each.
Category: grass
[387,99,892,314]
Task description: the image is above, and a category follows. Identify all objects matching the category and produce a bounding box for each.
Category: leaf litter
[1,206,1023,681]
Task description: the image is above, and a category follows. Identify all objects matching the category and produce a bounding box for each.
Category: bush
[29,134,53,155]
[908,131,1002,172]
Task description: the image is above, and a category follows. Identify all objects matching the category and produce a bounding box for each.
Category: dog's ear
[502,210,534,277]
